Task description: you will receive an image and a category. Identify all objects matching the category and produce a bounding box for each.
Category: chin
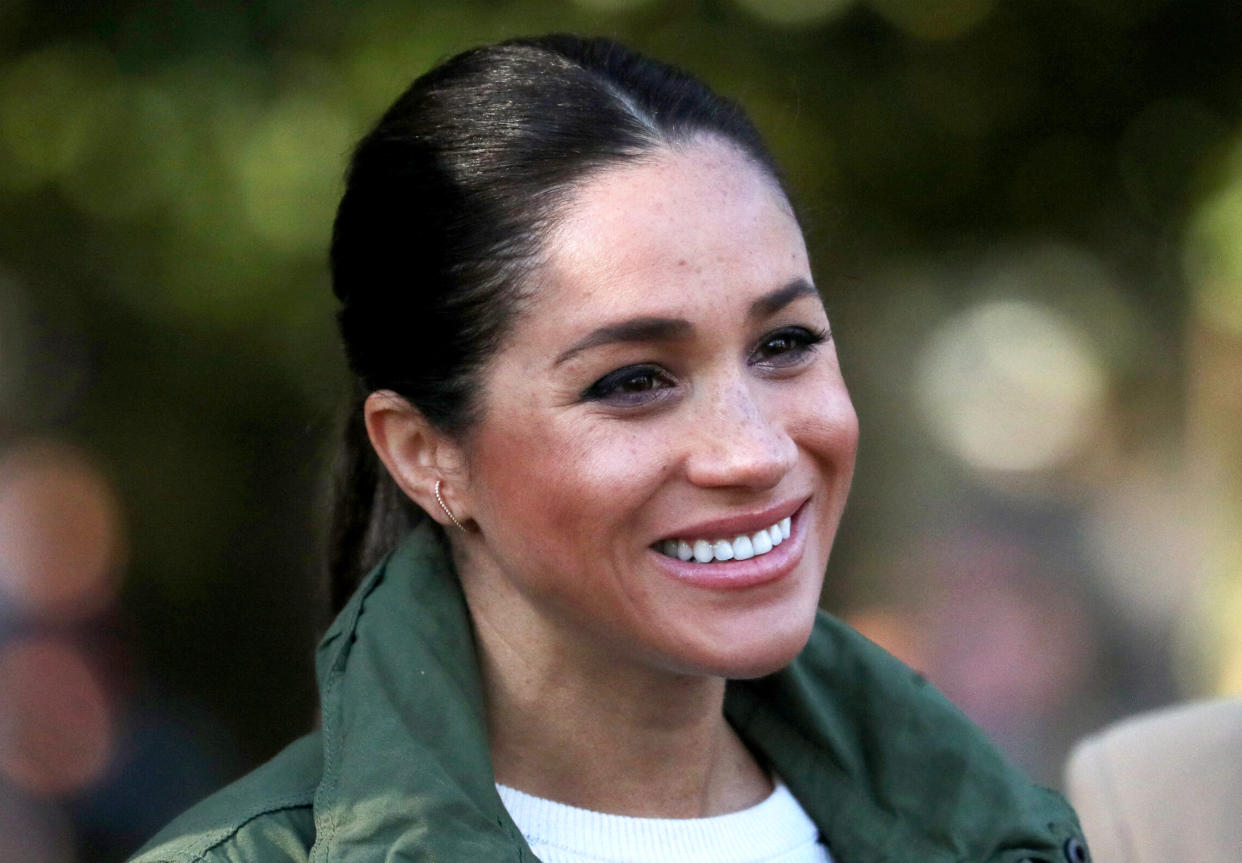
[682,606,819,680]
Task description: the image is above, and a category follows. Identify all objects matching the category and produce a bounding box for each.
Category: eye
[581,364,678,407]
[749,325,829,368]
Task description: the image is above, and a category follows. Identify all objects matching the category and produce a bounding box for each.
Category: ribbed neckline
[496,780,824,863]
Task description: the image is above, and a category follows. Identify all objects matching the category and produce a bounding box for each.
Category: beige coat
[1065,697,1242,863]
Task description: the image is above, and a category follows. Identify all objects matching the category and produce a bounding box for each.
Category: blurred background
[1,0,1240,859]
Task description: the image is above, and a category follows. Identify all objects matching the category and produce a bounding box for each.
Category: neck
[463,576,771,818]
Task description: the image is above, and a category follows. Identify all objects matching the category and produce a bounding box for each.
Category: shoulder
[1067,696,1242,773]
[730,613,1087,861]
[1066,697,1242,862]
[1067,696,1242,779]
[801,613,1074,813]
[129,732,322,863]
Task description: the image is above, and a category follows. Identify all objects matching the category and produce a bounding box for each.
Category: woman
[132,35,1087,863]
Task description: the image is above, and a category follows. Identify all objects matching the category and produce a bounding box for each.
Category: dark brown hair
[328,34,784,611]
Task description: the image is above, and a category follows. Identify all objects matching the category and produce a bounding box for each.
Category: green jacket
[132,525,1088,863]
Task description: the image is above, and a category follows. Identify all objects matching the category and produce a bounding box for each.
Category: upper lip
[655,497,808,543]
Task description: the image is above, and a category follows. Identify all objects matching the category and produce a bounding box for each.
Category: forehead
[526,138,809,328]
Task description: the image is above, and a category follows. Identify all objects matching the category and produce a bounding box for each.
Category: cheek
[467,411,673,559]
[783,374,859,469]
[820,392,859,467]
[463,413,677,635]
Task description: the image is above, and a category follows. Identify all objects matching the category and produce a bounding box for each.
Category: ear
[363,390,469,530]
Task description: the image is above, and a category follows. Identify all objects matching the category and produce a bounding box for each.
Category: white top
[496,780,833,863]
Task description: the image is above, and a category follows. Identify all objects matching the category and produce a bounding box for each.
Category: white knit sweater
[497,780,833,863]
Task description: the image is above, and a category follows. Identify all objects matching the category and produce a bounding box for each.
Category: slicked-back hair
[328,35,786,611]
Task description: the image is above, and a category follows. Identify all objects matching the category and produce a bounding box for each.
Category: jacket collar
[308,524,1080,863]
[310,525,528,861]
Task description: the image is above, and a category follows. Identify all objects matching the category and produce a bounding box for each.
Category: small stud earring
[434,479,466,531]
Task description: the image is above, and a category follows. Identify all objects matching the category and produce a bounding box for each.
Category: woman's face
[454,137,858,680]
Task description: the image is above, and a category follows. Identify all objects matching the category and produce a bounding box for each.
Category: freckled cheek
[786,385,859,471]
[551,426,672,527]
[469,417,669,556]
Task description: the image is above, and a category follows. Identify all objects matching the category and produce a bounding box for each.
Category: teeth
[733,535,754,561]
[752,529,772,556]
[656,516,793,563]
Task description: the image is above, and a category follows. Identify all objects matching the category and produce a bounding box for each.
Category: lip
[649,499,810,591]
[655,497,807,544]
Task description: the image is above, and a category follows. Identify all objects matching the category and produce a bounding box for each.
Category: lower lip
[649,503,809,590]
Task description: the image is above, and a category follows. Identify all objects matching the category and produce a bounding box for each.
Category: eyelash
[580,326,829,407]
[750,325,829,367]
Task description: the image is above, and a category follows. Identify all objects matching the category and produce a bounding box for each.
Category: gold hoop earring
[434,479,466,531]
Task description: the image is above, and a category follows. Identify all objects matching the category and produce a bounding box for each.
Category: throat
[485,670,770,818]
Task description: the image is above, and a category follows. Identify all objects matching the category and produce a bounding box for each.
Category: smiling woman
[426,141,857,695]
[131,35,1088,863]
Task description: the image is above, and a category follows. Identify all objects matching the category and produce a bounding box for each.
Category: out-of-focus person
[1065,697,1242,862]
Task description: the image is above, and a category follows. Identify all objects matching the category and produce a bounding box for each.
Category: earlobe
[363,390,470,530]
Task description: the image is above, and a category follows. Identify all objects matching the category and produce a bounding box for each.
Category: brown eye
[582,364,677,407]
[762,334,796,354]
[750,326,828,367]
[618,372,661,391]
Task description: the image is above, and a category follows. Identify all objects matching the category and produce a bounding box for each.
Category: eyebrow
[554,317,692,366]
[553,279,820,366]
[749,278,819,319]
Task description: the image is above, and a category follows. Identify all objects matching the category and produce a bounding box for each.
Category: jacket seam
[310,656,344,863]
[172,789,316,863]
[309,555,394,863]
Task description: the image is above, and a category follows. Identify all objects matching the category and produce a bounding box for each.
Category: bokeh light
[0,41,115,192]
[863,0,993,40]
[1086,467,1202,628]
[916,298,1107,474]
[0,440,124,621]
[732,0,855,28]
[570,0,661,11]
[847,532,1096,776]
[338,5,461,121]
[1185,134,1242,335]
[1181,132,1242,696]
[235,89,356,255]
[0,783,76,863]
[58,80,195,222]
[0,637,116,795]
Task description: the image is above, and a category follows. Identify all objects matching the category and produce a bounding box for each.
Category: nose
[682,381,797,491]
